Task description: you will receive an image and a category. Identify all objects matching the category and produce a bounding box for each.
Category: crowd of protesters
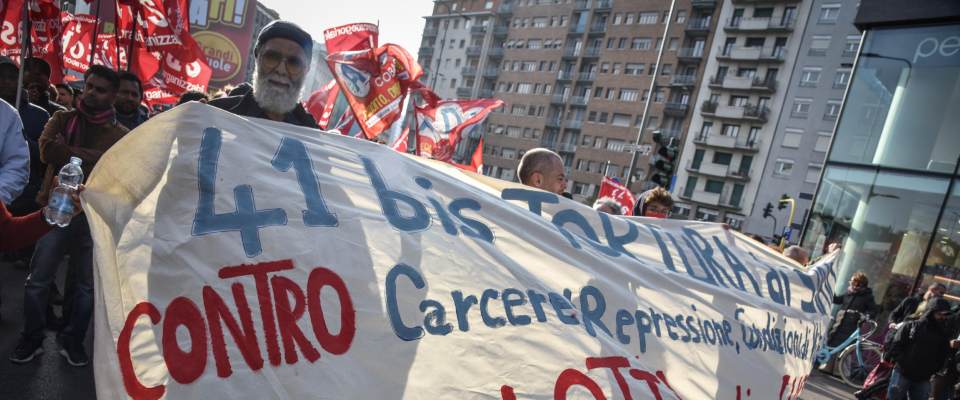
[0,18,957,400]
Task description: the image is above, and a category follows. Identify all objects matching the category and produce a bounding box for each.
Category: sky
[262,0,434,55]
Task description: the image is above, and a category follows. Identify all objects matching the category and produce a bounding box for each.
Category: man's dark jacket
[9,101,49,212]
[888,299,953,381]
[208,91,318,129]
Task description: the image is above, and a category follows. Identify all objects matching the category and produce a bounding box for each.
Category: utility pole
[625,0,677,190]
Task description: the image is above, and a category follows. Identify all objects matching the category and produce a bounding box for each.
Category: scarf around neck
[66,100,115,143]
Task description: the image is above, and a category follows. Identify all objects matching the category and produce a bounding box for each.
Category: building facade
[421,0,720,201]
[801,0,960,315]
[419,1,501,100]
[672,0,813,228]
[743,0,860,241]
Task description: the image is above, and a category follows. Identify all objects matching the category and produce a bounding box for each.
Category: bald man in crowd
[517,148,567,195]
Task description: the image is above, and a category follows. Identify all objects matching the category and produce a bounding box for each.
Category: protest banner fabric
[598,176,637,216]
[84,104,836,400]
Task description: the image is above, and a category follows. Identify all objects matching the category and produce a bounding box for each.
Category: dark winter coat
[208,92,318,129]
[888,298,953,381]
[828,287,879,346]
[889,295,922,325]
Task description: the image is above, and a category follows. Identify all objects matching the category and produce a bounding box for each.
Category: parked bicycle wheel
[838,341,883,388]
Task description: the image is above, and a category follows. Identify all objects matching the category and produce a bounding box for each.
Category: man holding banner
[209,21,318,129]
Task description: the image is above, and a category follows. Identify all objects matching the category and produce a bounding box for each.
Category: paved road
[0,258,862,400]
[0,260,96,400]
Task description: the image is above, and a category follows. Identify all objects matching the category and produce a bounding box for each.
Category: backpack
[883,320,917,362]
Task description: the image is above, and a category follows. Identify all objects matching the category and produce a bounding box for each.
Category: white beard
[252,68,304,114]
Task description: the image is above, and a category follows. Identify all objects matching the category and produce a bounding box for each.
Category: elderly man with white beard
[209,20,319,128]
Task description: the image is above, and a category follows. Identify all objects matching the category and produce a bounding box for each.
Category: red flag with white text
[598,176,636,216]
[327,44,424,140]
[414,96,502,162]
[306,79,340,129]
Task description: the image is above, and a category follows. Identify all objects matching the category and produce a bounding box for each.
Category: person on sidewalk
[886,298,956,400]
[9,65,127,367]
[821,272,879,374]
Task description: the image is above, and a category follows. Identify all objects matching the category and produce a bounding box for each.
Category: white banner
[84,104,837,400]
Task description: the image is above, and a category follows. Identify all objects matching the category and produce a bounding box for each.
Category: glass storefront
[803,23,960,320]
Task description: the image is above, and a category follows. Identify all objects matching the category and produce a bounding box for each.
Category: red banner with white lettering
[598,176,636,216]
[327,44,424,140]
[414,96,502,163]
[60,13,97,73]
[323,22,378,61]
[306,79,340,130]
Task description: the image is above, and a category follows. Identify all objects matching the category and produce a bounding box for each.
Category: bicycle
[813,312,883,388]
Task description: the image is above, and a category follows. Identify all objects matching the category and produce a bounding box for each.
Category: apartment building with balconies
[473,0,719,201]
[419,1,502,99]
[744,0,860,241]
[672,0,814,228]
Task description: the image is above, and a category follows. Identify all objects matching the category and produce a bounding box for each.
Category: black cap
[255,20,313,57]
[23,57,51,77]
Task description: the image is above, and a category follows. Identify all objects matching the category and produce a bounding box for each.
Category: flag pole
[89,0,103,66]
[14,0,30,109]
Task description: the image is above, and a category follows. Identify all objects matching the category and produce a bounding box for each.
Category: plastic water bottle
[44,157,83,227]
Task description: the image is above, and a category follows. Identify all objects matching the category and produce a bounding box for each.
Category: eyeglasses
[259,50,306,75]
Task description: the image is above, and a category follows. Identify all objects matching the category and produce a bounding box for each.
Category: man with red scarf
[9,65,128,368]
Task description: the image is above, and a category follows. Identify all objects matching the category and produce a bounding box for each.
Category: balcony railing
[557,70,574,80]
[595,0,612,9]
[725,17,795,31]
[482,68,499,78]
[743,104,770,121]
[574,0,591,10]
[497,3,514,14]
[487,48,504,57]
[686,19,711,32]
[479,88,493,98]
[493,25,509,36]
[678,47,704,59]
[419,46,434,56]
[670,74,696,86]
[546,117,562,128]
[569,25,586,34]
[551,94,568,104]
[470,25,488,35]
[664,102,689,116]
[589,23,607,33]
[693,135,762,152]
[423,27,438,37]
[466,46,482,56]
[461,66,478,76]
[584,47,601,57]
[717,45,786,62]
[557,142,578,153]
[456,87,472,98]
[570,96,588,106]
[701,100,718,113]
[578,71,597,81]
[566,120,583,129]
[709,75,777,92]
[752,77,777,91]
[691,0,717,8]
[562,47,581,57]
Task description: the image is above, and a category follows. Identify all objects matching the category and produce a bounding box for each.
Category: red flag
[453,138,484,174]
[60,13,98,73]
[306,79,340,129]
[414,95,502,163]
[157,33,211,94]
[598,176,636,216]
[323,22,378,58]
[391,127,409,152]
[142,76,177,107]
[327,43,423,140]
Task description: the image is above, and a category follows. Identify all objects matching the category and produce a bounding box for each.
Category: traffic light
[763,202,774,218]
[649,135,678,189]
[777,194,789,210]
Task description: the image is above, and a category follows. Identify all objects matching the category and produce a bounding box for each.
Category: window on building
[606,139,625,151]
[753,7,774,18]
[819,4,841,23]
[833,69,851,89]
[699,121,713,137]
[631,37,652,50]
[528,39,542,49]
[745,37,765,47]
[800,67,822,87]
[638,12,658,24]
[792,98,812,116]
[824,100,842,119]
[587,111,597,122]
[684,176,697,197]
[605,88,615,100]
[774,159,794,176]
[843,35,860,55]
[625,63,644,75]
[533,17,548,28]
[805,164,822,183]
[450,78,458,89]
[782,128,803,148]
[722,124,740,137]
[705,180,724,194]
[809,35,831,55]
[618,38,629,49]
[597,112,608,123]
[501,148,517,159]
[619,89,639,101]
[676,10,687,24]
[814,132,831,152]
[612,63,622,75]
[613,13,623,25]
[600,62,610,73]
[611,113,631,127]
[729,95,748,107]
[668,37,679,51]
[713,152,732,165]
[661,64,673,75]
